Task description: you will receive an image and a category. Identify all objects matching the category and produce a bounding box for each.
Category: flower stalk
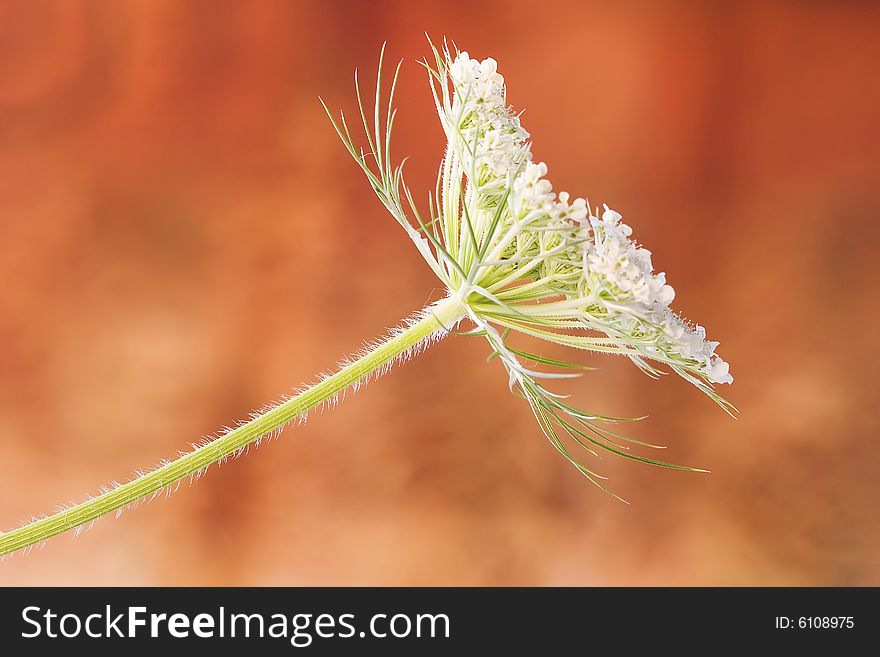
[0,297,466,557]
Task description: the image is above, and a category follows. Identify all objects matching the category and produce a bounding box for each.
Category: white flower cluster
[444,51,732,387]
[448,53,588,237]
[581,206,732,384]
[448,53,529,180]
[509,161,589,224]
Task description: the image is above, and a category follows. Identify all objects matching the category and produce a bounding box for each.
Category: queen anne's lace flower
[438,50,732,389]
[0,41,739,558]
[327,42,735,489]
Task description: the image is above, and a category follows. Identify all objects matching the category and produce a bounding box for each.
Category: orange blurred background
[1,1,878,585]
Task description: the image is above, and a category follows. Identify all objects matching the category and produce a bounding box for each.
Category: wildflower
[0,41,734,556]
[323,42,734,493]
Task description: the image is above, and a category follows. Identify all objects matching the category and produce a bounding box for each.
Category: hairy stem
[0,297,467,557]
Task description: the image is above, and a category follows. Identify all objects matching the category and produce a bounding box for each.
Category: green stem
[0,297,467,557]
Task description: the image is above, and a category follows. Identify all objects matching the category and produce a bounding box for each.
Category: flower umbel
[324,41,734,493]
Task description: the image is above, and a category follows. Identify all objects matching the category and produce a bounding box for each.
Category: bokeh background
[1,0,878,585]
